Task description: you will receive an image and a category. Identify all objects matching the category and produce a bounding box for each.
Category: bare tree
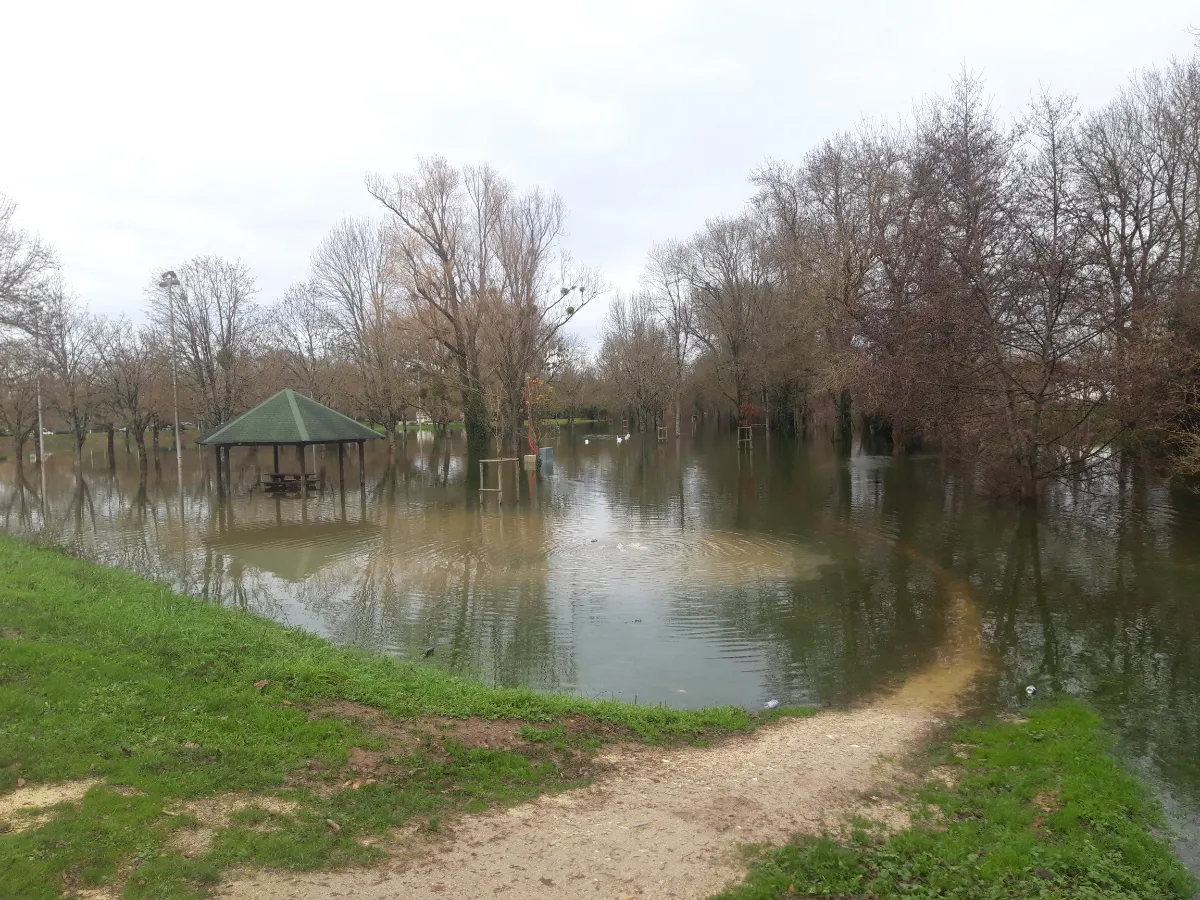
[149,257,260,428]
[684,214,777,418]
[600,293,673,429]
[0,193,58,332]
[368,158,596,454]
[308,218,410,444]
[271,281,339,406]
[98,320,164,471]
[38,283,101,460]
[644,240,694,434]
[0,335,40,463]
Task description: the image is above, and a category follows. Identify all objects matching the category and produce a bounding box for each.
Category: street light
[158,270,183,486]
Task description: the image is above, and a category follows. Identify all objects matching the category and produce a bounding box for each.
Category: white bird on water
[764,699,780,710]
[1026,685,1037,696]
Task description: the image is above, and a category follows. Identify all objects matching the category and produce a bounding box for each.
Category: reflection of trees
[587,438,952,706]
[0,466,39,531]
[894,477,1200,809]
[291,509,574,692]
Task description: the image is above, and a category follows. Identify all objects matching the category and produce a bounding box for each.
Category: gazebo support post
[358,441,365,490]
[338,443,346,493]
[298,443,308,500]
[272,445,279,474]
[214,446,224,498]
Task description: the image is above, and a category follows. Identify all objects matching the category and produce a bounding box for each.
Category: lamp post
[32,300,47,520]
[158,271,184,488]
[31,301,45,469]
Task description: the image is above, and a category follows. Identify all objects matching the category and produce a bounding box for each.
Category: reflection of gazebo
[197,389,383,497]
[206,521,381,581]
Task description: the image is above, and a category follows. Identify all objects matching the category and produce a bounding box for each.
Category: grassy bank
[718,700,1195,900]
[0,538,805,899]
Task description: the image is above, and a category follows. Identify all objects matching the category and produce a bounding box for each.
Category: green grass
[0,537,808,898]
[717,700,1196,900]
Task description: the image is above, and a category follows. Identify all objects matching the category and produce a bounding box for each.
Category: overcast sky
[2,0,1196,345]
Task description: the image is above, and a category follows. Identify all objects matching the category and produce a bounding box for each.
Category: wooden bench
[260,472,321,492]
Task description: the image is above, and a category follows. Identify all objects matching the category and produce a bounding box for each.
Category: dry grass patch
[170,793,299,829]
[0,778,100,835]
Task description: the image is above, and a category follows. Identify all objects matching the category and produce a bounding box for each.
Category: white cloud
[2,0,1195,346]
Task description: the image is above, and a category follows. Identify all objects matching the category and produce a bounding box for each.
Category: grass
[0,537,808,899]
[717,700,1196,900]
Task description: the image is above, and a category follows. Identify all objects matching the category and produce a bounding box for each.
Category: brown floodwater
[3,426,1200,867]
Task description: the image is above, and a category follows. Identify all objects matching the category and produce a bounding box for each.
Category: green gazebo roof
[197,389,383,446]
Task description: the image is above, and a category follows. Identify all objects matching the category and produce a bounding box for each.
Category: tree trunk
[1021,461,1039,506]
[836,389,853,445]
[152,424,160,450]
[134,431,148,472]
[462,386,490,458]
[107,424,116,466]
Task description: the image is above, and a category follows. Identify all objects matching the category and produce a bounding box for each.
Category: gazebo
[197,389,383,498]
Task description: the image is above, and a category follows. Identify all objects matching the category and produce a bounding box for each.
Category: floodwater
[3,427,1200,864]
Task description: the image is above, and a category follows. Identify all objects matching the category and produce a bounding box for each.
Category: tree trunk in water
[836,389,853,446]
[134,432,148,472]
[107,424,116,467]
[462,387,490,459]
[1021,461,1039,506]
[152,425,160,450]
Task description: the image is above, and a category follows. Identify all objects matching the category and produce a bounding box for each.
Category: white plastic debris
[1026,685,1037,696]
[764,699,779,710]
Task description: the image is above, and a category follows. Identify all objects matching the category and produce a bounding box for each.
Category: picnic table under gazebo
[197,389,383,498]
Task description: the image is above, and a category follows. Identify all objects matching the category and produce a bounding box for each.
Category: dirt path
[220,585,982,900]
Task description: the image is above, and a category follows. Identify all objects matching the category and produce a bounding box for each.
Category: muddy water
[3,427,1200,860]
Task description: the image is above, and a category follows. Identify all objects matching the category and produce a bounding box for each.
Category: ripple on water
[549,530,830,586]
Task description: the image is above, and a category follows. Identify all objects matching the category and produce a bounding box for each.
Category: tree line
[2,49,1199,501]
[0,159,599,469]
[600,53,1200,500]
